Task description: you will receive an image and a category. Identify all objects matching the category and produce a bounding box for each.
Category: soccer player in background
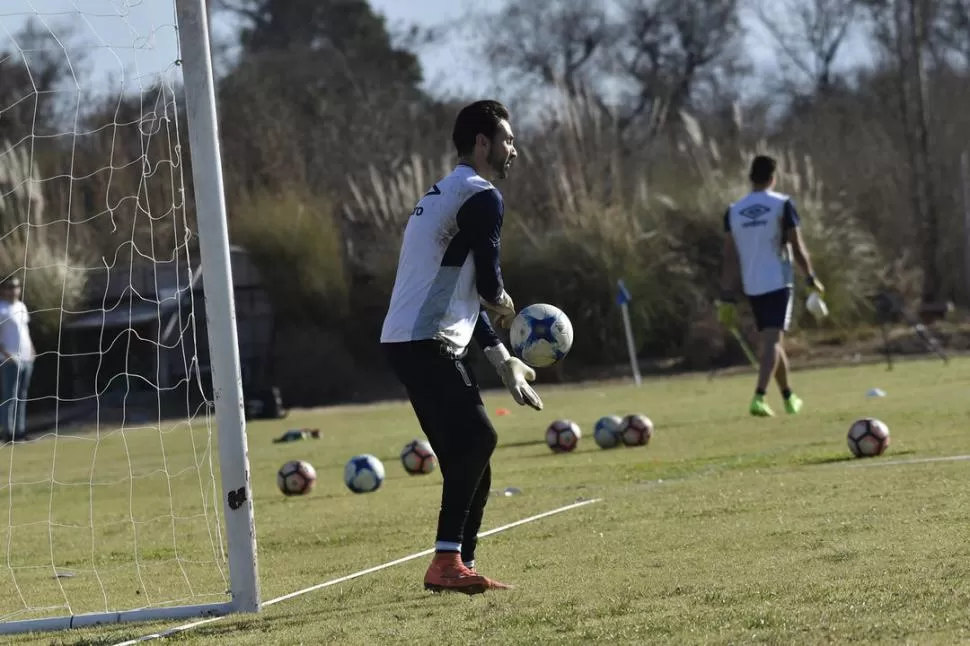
[717,155,824,417]
[380,100,543,594]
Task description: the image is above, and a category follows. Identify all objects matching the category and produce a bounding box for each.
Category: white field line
[112,497,602,646]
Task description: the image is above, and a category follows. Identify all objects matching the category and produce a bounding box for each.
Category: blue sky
[0,0,875,98]
[0,0,495,95]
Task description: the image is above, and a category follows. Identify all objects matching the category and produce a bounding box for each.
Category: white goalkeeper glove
[484,344,543,411]
[480,290,516,329]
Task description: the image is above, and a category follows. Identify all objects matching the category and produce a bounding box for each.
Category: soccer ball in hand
[510,303,574,368]
[277,460,317,496]
[546,419,581,453]
[847,418,890,458]
[344,454,386,493]
[400,439,437,475]
[619,414,653,447]
[593,415,623,449]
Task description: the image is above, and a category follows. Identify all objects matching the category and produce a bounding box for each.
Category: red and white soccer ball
[546,419,581,453]
[276,459,317,496]
[847,418,890,458]
[619,414,653,447]
[400,438,437,475]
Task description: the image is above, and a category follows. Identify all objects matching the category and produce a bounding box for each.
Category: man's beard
[488,148,510,179]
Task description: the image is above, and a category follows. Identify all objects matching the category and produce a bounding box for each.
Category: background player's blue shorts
[747,287,793,331]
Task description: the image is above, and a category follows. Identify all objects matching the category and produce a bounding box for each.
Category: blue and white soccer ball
[509,303,574,368]
[343,454,385,494]
[593,415,623,449]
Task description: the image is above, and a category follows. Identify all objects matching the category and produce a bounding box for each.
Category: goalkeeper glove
[715,292,738,328]
[480,290,516,329]
[806,273,825,293]
[805,274,829,319]
[484,344,543,411]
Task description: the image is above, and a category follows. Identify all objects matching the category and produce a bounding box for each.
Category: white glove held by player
[480,290,516,329]
[484,344,543,411]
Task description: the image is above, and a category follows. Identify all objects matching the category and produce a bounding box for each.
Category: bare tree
[0,18,88,140]
[474,0,744,138]
[864,0,942,304]
[612,0,745,133]
[753,0,862,95]
[932,0,970,65]
[480,0,613,101]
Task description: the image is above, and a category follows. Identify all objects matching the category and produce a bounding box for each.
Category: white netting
[0,0,234,625]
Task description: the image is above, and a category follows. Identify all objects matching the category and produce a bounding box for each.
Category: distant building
[62,245,274,411]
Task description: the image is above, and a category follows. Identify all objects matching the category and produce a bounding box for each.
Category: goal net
[0,0,259,634]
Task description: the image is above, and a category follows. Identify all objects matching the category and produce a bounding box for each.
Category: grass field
[3,356,970,645]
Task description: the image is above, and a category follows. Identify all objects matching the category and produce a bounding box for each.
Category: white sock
[434,541,461,553]
[463,559,475,570]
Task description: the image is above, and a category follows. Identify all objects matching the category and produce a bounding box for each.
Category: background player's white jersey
[724,190,800,296]
[381,164,505,350]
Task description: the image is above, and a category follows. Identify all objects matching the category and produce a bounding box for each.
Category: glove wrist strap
[483,343,511,370]
[481,289,512,308]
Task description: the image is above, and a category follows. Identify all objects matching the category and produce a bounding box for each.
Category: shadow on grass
[801,449,917,466]
[185,594,443,642]
[67,586,450,645]
[800,454,858,466]
[54,635,125,646]
[497,439,549,450]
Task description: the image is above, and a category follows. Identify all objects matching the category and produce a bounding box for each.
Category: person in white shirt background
[0,276,35,442]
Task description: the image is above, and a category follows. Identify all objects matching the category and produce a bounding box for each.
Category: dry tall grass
[342,96,886,368]
[0,138,89,338]
[230,185,348,325]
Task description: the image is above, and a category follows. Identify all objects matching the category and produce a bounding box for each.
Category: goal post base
[0,600,251,636]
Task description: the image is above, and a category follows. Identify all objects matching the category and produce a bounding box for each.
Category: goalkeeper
[717,155,823,417]
[380,100,541,595]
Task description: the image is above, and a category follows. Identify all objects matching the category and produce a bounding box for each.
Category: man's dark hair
[452,100,510,156]
[749,155,777,184]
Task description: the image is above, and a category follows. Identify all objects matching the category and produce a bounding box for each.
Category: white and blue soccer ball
[509,303,574,368]
[343,454,385,493]
[593,415,623,449]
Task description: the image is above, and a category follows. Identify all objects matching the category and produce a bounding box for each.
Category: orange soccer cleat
[423,552,511,594]
[465,565,513,590]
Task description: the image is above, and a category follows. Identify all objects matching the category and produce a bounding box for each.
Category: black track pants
[384,341,497,556]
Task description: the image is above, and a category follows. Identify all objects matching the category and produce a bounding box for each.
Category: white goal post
[172,0,261,618]
[0,0,260,635]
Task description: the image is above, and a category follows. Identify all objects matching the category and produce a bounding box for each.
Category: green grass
[4,357,970,645]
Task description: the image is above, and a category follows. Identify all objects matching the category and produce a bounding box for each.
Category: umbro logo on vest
[739,204,770,220]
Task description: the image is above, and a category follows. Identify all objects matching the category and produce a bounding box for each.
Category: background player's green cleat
[749,394,775,417]
[784,393,803,415]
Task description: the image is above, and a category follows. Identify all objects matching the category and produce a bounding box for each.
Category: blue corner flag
[616,279,632,306]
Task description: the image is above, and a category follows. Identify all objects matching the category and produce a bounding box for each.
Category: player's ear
[476,132,490,151]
